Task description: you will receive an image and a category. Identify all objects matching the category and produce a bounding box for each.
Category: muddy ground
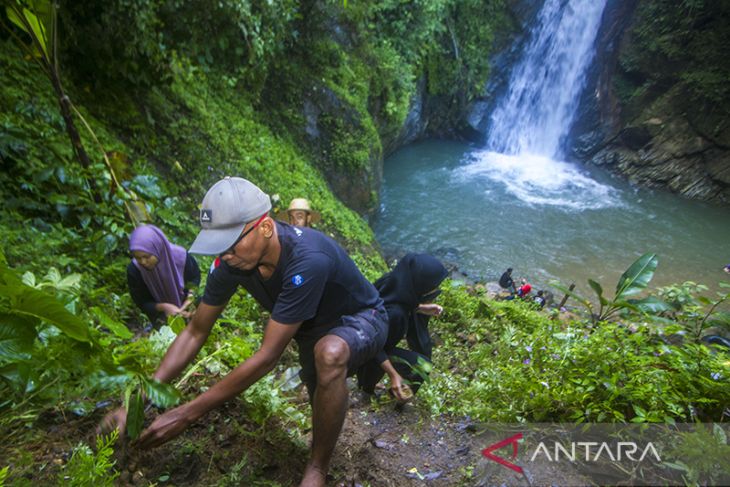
[1,379,606,487]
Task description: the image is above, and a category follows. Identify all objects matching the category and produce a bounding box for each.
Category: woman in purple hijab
[127,225,200,325]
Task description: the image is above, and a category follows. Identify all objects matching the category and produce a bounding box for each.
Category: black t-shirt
[202,221,381,341]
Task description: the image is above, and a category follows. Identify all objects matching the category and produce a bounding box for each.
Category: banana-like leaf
[612,299,640,312]
[142,378,181,408]
[10,286,89,342]
[0,313,37,361]
[0,362,34,394]
[90,306,133,340]
[126,390,145,440]
[615,253,658,299]
[588,279,607,305]
[5,5,49,58]
[629,296,673,314]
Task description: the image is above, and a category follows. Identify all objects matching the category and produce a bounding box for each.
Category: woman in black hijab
[357,253,448,401]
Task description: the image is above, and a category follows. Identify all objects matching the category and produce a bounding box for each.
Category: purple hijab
[129,225,187,307]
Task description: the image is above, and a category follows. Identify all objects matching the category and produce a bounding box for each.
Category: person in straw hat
[282,197,320,228]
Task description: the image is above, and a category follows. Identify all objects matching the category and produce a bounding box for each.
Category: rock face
[586,94,730,202]
[464,1,542,142]
[569,0,730,204]
[300,82,382,217]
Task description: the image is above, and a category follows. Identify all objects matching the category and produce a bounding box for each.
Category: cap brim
[189,224,245,255]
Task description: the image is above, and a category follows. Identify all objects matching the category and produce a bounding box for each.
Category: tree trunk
[48,67,102,203]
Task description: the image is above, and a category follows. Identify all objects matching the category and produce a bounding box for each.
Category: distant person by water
[499,267,517,294]
[518,279,532,299]
[507,278,532,301]
[533,290,546,308]
[724,264,730,275]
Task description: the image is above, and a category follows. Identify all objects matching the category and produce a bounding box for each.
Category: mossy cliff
[572,0,730,203]
[1,0,510,285]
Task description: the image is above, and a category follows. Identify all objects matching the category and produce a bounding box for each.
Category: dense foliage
[1,0,728,485]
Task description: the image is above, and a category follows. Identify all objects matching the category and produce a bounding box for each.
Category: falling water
[487,0,608,157]
[462,0,614,209]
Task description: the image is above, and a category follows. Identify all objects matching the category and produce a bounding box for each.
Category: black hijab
[375,253,448,358]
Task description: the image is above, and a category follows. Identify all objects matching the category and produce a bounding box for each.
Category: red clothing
[518,283,532,297]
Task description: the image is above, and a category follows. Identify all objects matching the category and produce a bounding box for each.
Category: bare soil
[2,386,596,487]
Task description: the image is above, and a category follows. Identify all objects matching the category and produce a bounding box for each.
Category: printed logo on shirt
[292,274,304,286]
[294,227,303,237]
[201,209,213,223]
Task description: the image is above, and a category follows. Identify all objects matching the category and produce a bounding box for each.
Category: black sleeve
[201,262,241,306]
[127,263,161,322]
[183,253,201,289]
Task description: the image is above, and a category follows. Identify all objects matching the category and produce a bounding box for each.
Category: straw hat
[275,198,321,224]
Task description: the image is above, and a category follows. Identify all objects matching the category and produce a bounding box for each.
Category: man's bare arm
[135,318,301,448]
[184,318,301,419]
[153,302,225,383]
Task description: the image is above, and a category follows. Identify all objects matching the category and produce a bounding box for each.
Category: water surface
[374,140,730,295]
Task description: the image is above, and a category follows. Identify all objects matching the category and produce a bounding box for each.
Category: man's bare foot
[300,464,327,487]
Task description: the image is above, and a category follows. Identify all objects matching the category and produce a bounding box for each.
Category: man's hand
[416,303,443,316]
[97,406,127,437]
[135,404,194,449]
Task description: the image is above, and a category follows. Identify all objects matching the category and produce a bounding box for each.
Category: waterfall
[459,0,618,211]
[487,0,608,158]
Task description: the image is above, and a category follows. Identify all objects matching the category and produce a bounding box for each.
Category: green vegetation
[615,0,730,139]
[1,0,728,485]
[59,431,119,486]
[423,274,729,424]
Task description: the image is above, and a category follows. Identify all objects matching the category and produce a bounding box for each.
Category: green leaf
[10,286,89,342]
[615,253,658,299]
[6,5,49,58]
[713,423,727,445]
[0,313,37,361]
[707,311,730,327]
[142,378,180,408]
[663,460,690,472]
[0,362,34,394]
[167,315,186,335]
[126,390,145,440]
[588,279,604,301]
[629,296,673,314]
[550,281,592,309]
[21,271,36,288]
[91,307,133,340]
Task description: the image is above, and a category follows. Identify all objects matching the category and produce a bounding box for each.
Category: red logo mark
[481,432,524,474]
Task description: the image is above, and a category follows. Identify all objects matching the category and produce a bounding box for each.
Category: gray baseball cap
[189,176,272,255]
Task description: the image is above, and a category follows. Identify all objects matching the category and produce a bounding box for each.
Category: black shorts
[297,305,388,394]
